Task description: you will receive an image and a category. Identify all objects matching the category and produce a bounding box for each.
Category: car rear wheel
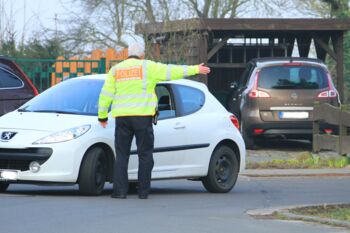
[79,147,107,196]
[202,145,239,193]
[240,120,255,149]
[0,182,9,192]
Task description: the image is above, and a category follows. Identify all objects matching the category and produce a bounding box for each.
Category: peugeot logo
[291,93,298,100]
[1,132,17,141]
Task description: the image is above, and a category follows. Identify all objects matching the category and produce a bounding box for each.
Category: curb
[247,203,350,229]
[241,168,350,177]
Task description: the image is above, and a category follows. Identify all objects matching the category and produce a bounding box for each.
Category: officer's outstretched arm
[150,61,200,83]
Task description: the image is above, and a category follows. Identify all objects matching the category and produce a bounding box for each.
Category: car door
[127,84,189,180]
[170,83,210,173]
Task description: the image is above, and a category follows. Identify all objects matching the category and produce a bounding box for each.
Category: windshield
[258,65,328,90]
[19,78,104,116]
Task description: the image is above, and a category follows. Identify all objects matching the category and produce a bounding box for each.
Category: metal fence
[11,58,121,93]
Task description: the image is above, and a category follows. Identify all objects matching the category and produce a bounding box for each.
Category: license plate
[0,170,18,181]
[279,111,309,119]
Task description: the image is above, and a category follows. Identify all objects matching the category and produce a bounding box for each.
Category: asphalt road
[1,176,350,233]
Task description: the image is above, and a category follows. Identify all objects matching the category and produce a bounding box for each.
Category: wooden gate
[313,103,350,154]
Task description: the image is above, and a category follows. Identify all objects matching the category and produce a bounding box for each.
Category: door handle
[173,122,185,129]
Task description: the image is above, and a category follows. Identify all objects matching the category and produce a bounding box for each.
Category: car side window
[0,68,23,88]
[155,85,176,120]
[174,85,205,116]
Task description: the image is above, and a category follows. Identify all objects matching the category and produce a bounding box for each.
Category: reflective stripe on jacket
[98,59,199,119]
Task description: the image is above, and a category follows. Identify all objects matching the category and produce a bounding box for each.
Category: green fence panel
[10,58,113,93]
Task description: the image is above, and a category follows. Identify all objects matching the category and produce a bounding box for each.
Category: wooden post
[332,32,344,103]
[313,101,320,153]
[339,105,347,155]
[197,31,208,85]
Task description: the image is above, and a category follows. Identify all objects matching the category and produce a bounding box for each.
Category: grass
[290,204,350,222]
[247,152,349,169]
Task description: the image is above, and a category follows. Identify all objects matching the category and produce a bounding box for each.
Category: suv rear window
[258,65,328,90]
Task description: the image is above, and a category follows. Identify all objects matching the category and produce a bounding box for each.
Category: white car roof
[74,74,208,91]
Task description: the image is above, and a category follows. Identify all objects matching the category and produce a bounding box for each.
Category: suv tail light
[253,128,264,135]
[317,73,337,99]
[324,129,333,134]
[248,72,270,98]
[230,115,240,130]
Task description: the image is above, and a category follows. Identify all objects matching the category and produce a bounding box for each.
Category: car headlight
[32,125,91,144]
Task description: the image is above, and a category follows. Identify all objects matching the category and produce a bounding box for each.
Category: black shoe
[111,194,127,199]
[138,194,148,199]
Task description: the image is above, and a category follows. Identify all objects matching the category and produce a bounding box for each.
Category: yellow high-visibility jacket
[98,58,200,120]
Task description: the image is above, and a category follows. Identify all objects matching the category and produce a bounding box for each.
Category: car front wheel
[202,145,239,193]
[0,182,9,192]
[78,147,107,196]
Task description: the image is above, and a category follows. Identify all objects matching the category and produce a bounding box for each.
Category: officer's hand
[99,121,108,128]
[198,63,211,75]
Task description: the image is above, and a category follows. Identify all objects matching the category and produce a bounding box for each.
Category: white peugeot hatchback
[0,75,245,195]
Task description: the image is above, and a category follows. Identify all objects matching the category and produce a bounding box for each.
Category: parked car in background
[0,75,245,195]
[0,56,38,117]
[227,57,340,148]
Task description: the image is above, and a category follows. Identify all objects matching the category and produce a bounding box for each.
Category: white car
[0,74,246,195]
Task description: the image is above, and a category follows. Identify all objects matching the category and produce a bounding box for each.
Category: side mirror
[230,82,238,90]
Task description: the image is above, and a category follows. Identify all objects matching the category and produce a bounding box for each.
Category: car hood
[0,111,95,132]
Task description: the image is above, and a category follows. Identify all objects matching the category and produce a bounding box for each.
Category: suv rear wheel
[240,120,255,149]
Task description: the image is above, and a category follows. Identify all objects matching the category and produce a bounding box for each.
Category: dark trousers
[113,116,154,196]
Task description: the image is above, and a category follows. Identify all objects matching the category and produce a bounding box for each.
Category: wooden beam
[136,19,350,34]
[314,36,330,61]
[313,35,337,61]
[207,63,246,68]
[207,36,230,61]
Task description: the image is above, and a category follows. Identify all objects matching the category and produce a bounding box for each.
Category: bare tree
[54,0,131,54]
[182,0,293,18]
[294,0,331,17]
[54,0,301,54]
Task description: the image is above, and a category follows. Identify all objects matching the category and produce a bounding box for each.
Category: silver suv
[227,57,339,148]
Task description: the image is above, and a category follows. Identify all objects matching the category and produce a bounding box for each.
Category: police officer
[98,42,210,199]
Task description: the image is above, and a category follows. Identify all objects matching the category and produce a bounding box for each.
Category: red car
[0,56,38,117]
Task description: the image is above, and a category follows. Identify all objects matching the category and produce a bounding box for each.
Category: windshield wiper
[18,108,32,112]
[272,85,296,89]
[31,110,80,115]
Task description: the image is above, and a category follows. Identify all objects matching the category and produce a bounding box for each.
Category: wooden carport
[137,18,350,104]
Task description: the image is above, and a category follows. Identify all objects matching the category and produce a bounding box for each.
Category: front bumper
[0,148,52,171]
[0,139,88,183]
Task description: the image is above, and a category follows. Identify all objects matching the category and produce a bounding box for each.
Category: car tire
[78,147,107,196]
[202,145,239,193]
[0,182,9,192]
[240,120,255,149]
